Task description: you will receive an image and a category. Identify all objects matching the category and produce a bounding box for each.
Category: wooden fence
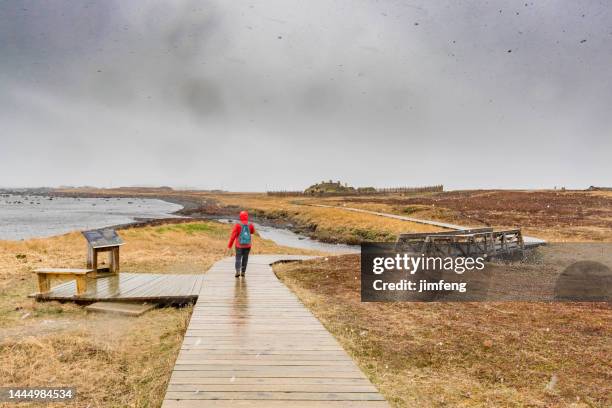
[267,185,443,197]
[372,185,443,194]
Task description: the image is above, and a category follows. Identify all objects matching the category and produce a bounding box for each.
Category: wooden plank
[34,268,93,274]
[168,377,374,385]
[163,400,389,408]
[170,371,367,378]
[175,354,350,360]
[164,391,385,400]
[180,345,344,350]
[30,273,203,304]
[85,301,155,316]
[175,351,349,357]
[167,384,378,392]
[163,256,388,406]
[174,360,359,366]
[172,365,362,372]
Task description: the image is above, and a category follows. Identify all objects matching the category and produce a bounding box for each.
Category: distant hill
[305,180,356,195]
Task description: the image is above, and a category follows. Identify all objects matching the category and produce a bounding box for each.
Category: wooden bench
[34,268,94,296]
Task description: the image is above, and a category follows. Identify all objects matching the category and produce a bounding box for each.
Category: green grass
[154,222,226,236]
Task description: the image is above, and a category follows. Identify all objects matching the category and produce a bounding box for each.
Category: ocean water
[0,195,183,240]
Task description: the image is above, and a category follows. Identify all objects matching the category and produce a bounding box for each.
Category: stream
[212,218,359,254]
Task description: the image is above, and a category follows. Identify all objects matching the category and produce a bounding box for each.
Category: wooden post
[92,249,98,275]
[107,250,113,273]
[75,275,87,295]
[115,247,120,273]
[87,245,93,268]
[110,247,120,274]
[38,274,50,293]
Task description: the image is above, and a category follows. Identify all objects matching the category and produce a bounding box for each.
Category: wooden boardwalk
[311,204,546,247]
[163,255,389,407]
[30,273,203,304]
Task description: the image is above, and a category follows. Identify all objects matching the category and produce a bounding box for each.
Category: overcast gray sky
[0,0,610,191]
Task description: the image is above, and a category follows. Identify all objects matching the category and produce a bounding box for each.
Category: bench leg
[75,276,87,296]
[37,274,50,294]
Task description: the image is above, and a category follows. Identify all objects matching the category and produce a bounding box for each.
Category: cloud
[0,0,610,190]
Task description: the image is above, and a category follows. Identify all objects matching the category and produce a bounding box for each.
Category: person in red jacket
[227,210,255,277]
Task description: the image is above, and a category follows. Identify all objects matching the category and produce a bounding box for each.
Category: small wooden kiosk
[83,229,124,277]
[34,228,124,296]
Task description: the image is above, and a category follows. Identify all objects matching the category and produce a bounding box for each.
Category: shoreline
[30,189,328,243]
[1,191,354,253]
[0,192,188,241]
[3,189,435,244]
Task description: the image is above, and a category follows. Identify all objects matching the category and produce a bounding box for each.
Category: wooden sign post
[82,229,124,277]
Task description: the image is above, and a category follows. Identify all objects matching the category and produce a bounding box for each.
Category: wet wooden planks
[30,273,203,304]
[85,301,155,316]
[163,255,389,407]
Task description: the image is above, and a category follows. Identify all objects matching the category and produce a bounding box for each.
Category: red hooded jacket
[228,211,255,249]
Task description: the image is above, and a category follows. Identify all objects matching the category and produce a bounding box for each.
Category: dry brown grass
[55,188,612,243]
[217,192,612,244]
[315,190,612,243]
[212,193,444,243]
[51,188,447,243]
[0,308,191,408]
[0,220,316,407]
[274,253,612,408]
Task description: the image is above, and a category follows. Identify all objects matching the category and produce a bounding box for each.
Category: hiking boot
[235,271,240,278]
[240,271,245,277]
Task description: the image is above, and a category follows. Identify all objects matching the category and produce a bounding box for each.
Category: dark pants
[235,247,250,273]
